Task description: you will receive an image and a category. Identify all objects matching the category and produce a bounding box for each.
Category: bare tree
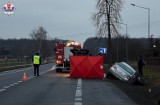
[92,0,124,66]
[30,26,48,57]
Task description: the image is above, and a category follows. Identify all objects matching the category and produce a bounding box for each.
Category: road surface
[0,63,137,105]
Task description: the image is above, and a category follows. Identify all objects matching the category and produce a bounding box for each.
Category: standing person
[137,56,145,76]
[33,52,41,76]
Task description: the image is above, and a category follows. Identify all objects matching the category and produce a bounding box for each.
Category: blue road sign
[99,48,107,54]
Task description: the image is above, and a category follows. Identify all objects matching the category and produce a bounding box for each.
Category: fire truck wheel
[56,68,62,72]
[56,68,59,72]
[59,69,62,72]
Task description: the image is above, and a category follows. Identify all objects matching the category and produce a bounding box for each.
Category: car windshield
[117,62,135,75]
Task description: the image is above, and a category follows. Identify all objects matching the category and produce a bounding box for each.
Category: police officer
[33,52,41,76]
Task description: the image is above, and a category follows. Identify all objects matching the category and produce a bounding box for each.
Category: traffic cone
[23,72,27,81]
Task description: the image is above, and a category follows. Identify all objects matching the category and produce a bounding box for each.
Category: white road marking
[0,68,53,93]
[51,65,56,70]
[0,89,6,92]
[13,82,19,85]
[18,81,22,83]
[75,98,82,101]
[9,84,15,87]
[77,79,82,85]
[41,69,52,75]
[76,90,82,97]
[77,87,81,90]
[0,63,52,76]
[74,79,82,105]
[28,76,34,80]
[3,86,10,89]
[0,68,32,76]
[77,84,82,87]
[74,102,82,105]
[61,103,74,105]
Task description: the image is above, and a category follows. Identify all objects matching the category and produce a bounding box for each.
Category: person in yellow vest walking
[33,52,41,76]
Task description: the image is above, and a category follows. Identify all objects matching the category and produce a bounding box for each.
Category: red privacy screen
[70,56,104,79]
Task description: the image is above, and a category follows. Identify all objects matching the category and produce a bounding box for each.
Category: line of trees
[0,38,57,58]
[0,26,68,59]
[83,36,160,63]
[0,25,159,64]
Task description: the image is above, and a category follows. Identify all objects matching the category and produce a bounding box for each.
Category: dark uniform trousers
[34,64,39,76]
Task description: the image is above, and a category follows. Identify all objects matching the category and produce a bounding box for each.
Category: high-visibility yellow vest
[33,55,40,64]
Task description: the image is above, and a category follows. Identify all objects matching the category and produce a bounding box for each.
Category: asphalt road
[0,63,137,105]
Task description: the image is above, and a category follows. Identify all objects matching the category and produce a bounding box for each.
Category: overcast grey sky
[122,0,160,39]
[0,0,160,44]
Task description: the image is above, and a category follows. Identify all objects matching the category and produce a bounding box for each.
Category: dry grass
[143,68,160,77]
[143,68,160,87]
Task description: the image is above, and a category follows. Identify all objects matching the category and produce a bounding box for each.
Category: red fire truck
[55,41,81,72]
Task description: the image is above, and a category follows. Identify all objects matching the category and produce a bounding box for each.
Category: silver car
[109,62,136,81]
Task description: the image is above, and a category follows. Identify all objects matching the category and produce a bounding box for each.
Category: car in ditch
[108,62,136,81]
[108,62,147,85]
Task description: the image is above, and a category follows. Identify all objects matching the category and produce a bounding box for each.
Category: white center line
[76,90,82,97]
[75,98,82,101]
[77,87,82,90]
[77,79,82,85]
[74,102,82,105]
[74,79,82,105]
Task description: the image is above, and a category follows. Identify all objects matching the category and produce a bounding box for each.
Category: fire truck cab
[55,41,81,72]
